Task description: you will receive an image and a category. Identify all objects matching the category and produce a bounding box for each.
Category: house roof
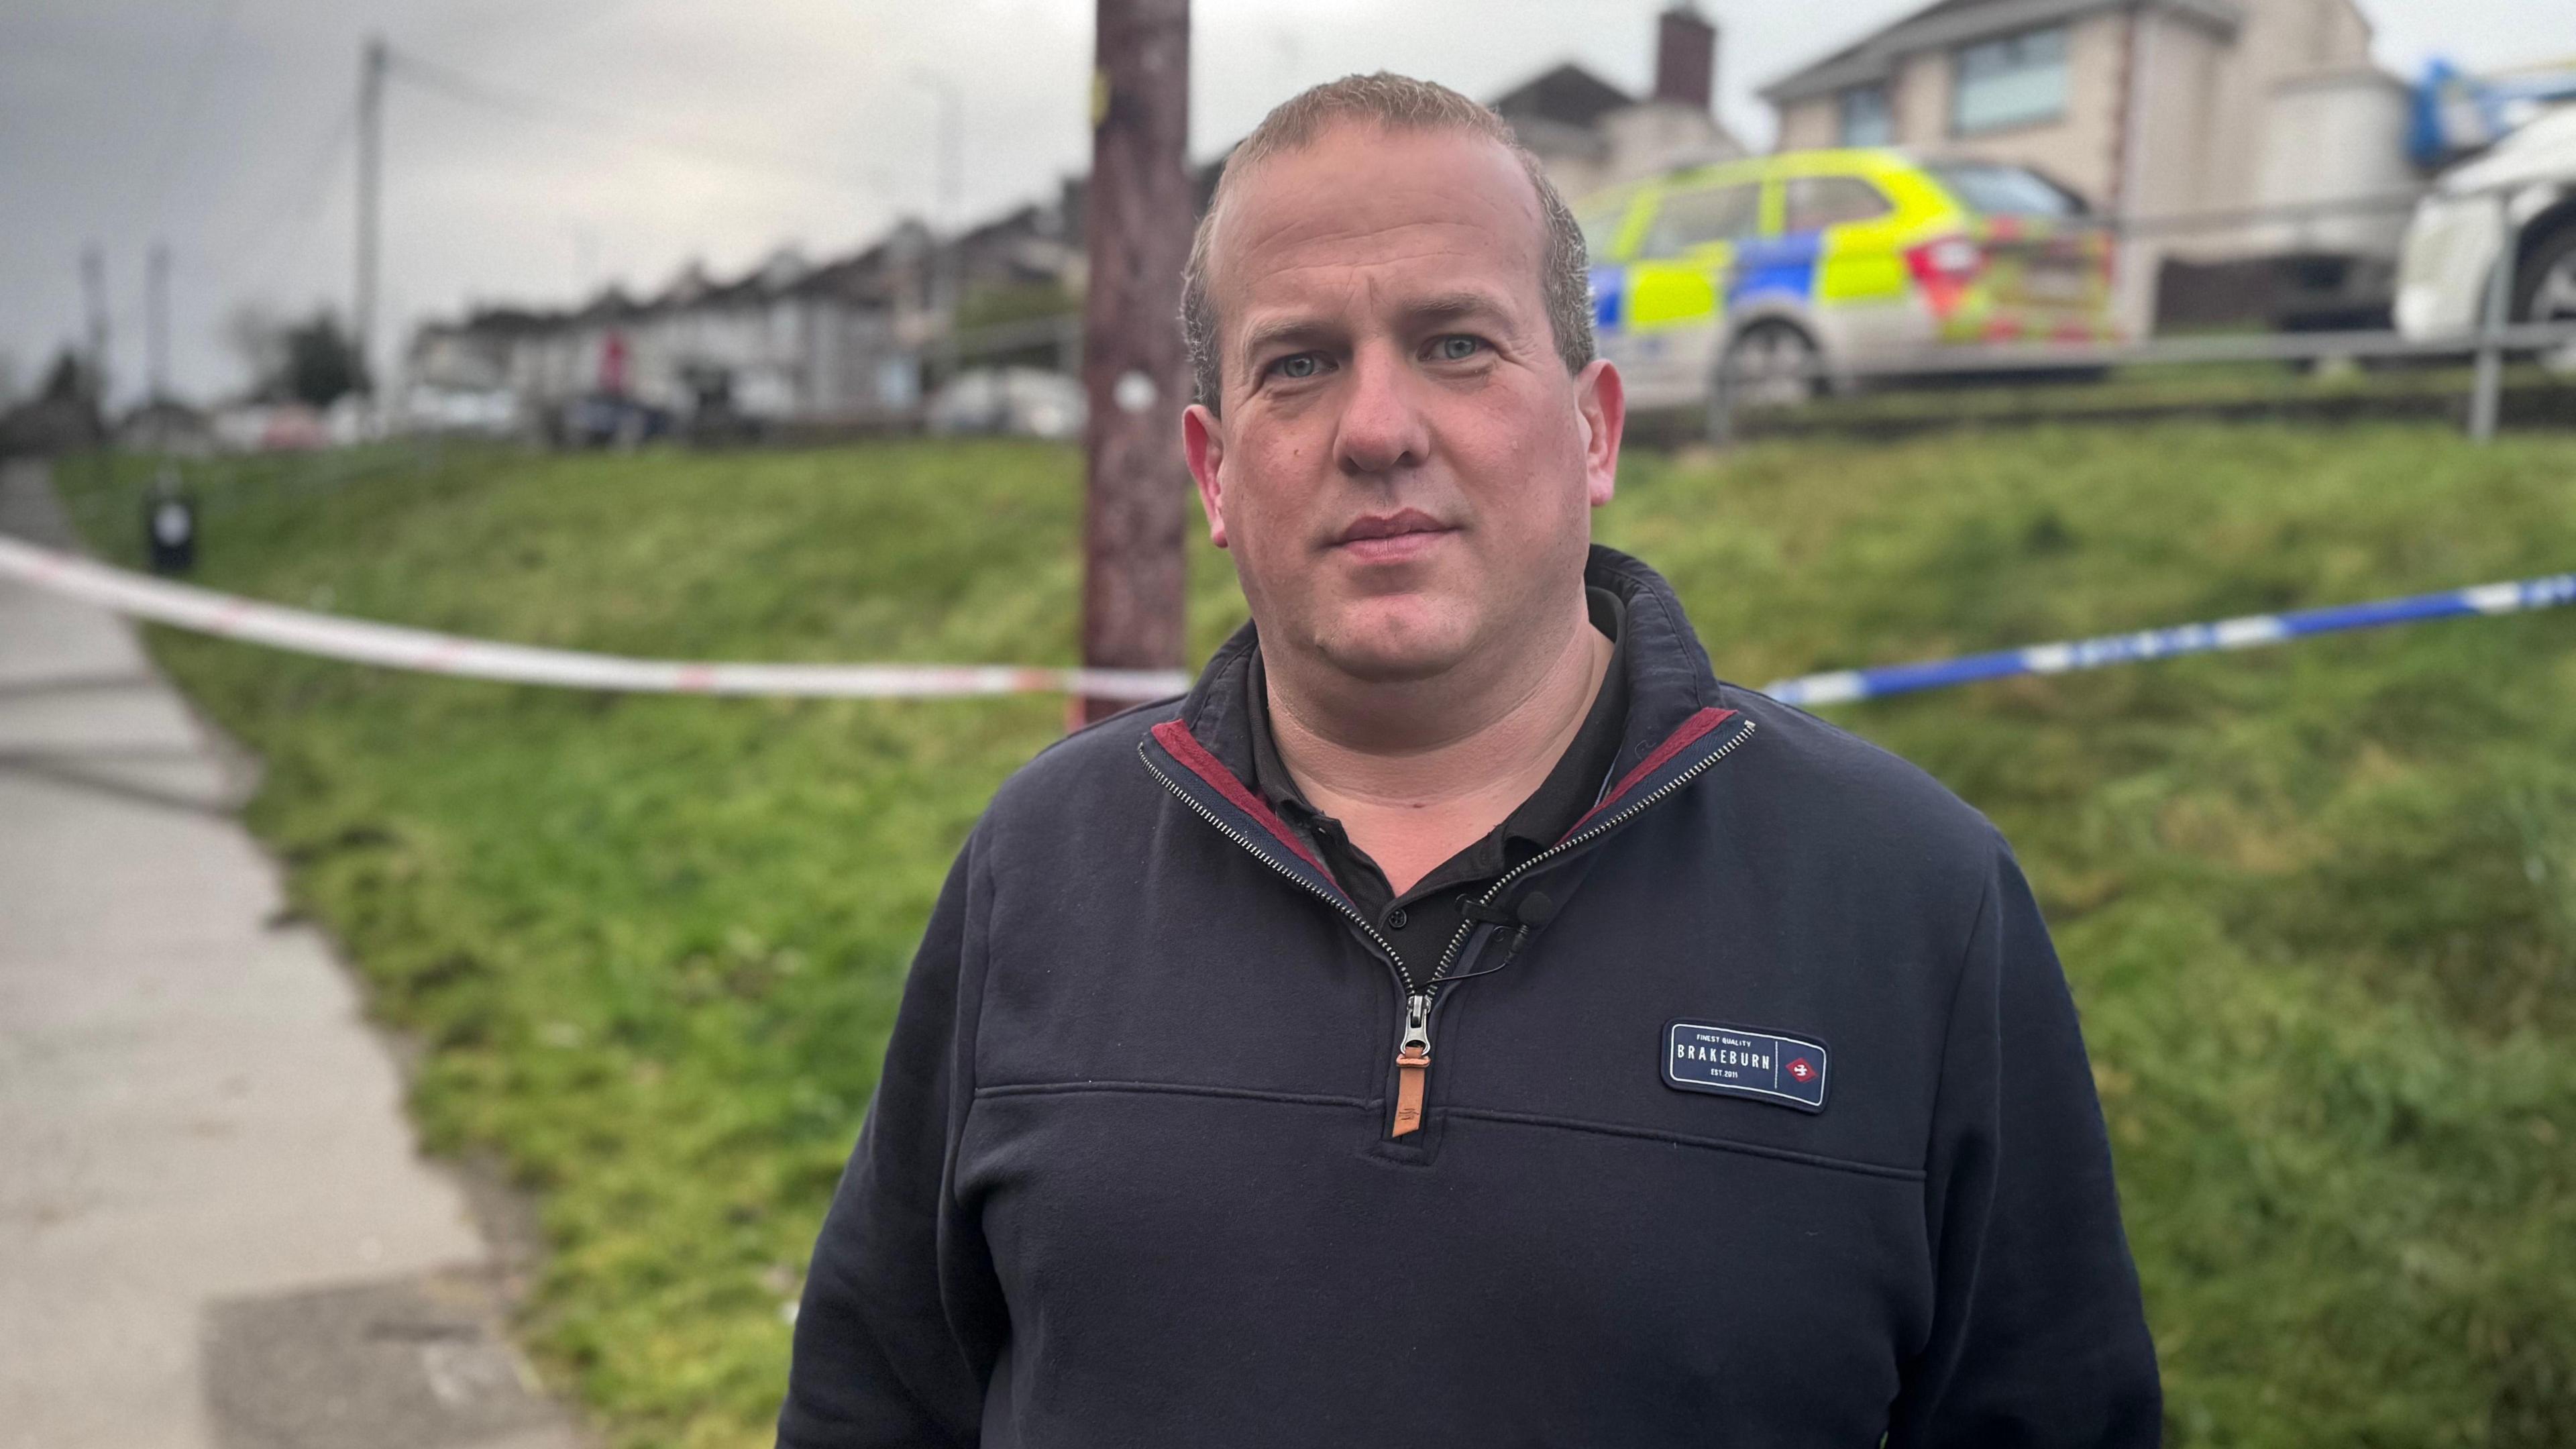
[419,54,1714,349]
[1759,0,2241,104]
[446,307,561,337]
[1490,63,1638,133]
[574,285,646,322]
[788,221,930,304]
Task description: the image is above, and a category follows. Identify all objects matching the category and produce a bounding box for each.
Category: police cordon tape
[0,535,1191,700]
[1761,570,2576,707]
[5,533,2572,708]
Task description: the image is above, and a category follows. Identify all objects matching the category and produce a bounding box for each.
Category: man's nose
[1332,345,1430,478]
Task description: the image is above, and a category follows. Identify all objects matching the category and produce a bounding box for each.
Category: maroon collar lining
[1148,718,1343,887]
[1158,705,1737,882]
[1556,706,1737,843]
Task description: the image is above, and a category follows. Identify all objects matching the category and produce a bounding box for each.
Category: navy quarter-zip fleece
[781,547,2159,1448]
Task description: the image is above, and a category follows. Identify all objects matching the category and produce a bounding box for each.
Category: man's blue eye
[1278,355,1320,378]
[1435,336,1483,360]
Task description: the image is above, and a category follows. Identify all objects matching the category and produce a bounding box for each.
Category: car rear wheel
[2514,225,2576,325]
[1719,322,1822,409]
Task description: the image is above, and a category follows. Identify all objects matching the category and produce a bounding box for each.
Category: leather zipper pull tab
[1393,992,1433,1138]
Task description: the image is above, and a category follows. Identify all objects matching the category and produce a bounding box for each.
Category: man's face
[1183,123,1623,687]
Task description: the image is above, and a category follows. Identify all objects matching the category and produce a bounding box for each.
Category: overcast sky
[2,0,2566,406]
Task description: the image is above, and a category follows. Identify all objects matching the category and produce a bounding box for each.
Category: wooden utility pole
[356,35,388,395]
[80,243,110,469]
[1075,0,1191,725]
[146,241,170,404]
[79,244,109,407]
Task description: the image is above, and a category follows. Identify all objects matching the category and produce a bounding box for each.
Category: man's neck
[1263,593,1612,895]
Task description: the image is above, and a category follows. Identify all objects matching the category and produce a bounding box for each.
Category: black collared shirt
[1246,588,1629,975]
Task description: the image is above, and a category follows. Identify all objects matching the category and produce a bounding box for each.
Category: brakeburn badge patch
[1663,1020,1829,1112]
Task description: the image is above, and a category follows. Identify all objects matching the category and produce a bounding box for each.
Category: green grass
[57,427,2576,1448]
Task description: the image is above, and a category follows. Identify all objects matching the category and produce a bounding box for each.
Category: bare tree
[223,302,290,400]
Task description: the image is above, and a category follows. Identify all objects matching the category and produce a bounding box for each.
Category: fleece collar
[1169,544,1732,798]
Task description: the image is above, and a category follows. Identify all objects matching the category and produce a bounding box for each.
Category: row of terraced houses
[403,0,2420,434]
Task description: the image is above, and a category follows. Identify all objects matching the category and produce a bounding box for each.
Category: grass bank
[60,426,2576,1447]
[1722,360,2576,441]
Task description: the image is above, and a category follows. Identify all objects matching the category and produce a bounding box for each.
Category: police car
[1579,150,2119,409]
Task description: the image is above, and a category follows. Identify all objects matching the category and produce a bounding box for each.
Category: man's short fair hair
[1180,72,1597,411]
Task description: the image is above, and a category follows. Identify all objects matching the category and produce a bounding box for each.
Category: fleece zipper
[1140,707,1754,1139]
[1398,710,1757,1133]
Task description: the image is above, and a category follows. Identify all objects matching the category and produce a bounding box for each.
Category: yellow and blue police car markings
[1589,265,1623,329]
[1664,1020,1829,1112]
[1723,233,1822,309]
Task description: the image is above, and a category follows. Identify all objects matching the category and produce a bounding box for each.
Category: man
[783,74,2159,1446]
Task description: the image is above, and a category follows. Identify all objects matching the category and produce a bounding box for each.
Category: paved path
[0,464,576,1449]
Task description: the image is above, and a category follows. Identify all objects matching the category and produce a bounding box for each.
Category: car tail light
[1905,236,1985,319]
[1907,236,1986,282]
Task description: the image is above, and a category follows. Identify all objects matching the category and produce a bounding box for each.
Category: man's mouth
[1330,509,1454,563]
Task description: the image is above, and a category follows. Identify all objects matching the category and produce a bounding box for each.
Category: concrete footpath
[0,464,577,1449]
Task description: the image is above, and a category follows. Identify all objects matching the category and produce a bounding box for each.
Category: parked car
[926,367,1085,440]
[2395,103,2576,340]
[551,393,674,449]
[398,384,520,438]
[211,402,329,452]
[1578,150,2117,409]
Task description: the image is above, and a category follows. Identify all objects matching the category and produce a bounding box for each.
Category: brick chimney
[1653,4,1717,113]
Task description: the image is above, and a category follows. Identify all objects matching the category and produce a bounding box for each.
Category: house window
[1640,182,1762,258]
[1838,85,1893,146]
[1952,25,2069,135]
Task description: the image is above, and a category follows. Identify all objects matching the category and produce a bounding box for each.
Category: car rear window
[1640,182,1763,258]
[1784,176,1894,233]
[1578,201,1632,260]
[1923,162,2090,217]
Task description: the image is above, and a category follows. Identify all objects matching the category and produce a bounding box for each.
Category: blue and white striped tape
[1764,571,2576,707]
[7,531,2567,710]
[0,535,1191,700]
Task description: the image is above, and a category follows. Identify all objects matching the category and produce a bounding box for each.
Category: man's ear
[1574,359,1625,508]
[1183,402,1230,549]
